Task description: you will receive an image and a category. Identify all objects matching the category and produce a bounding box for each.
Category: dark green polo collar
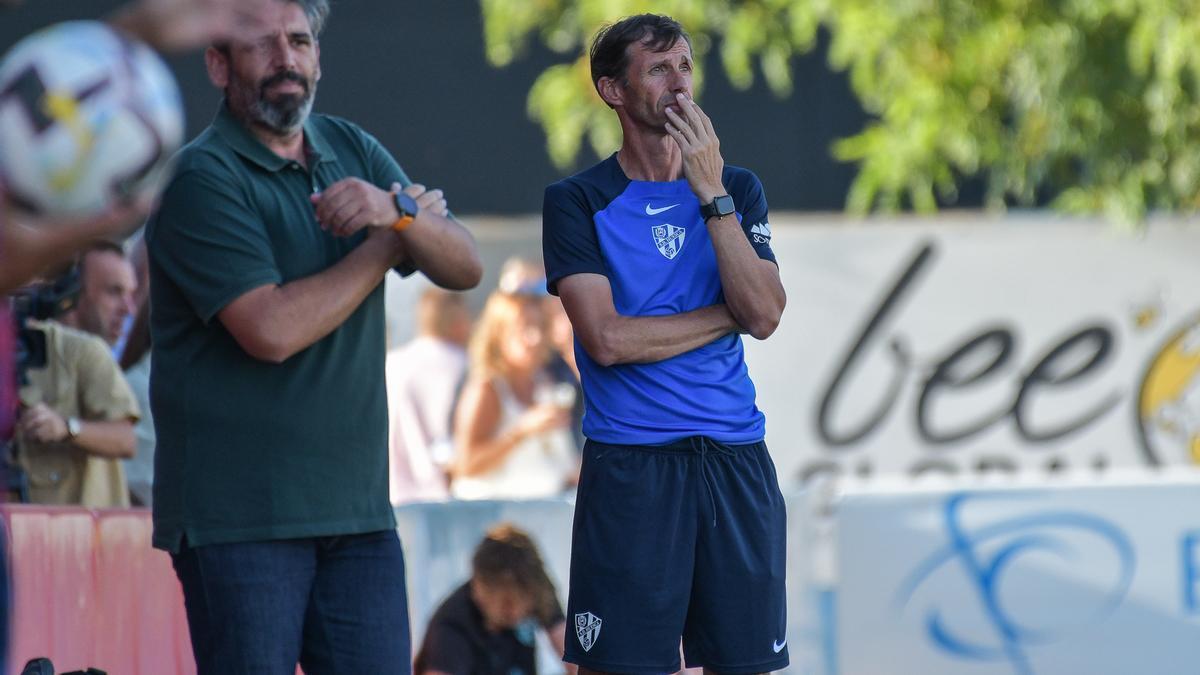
[211,101,335,171]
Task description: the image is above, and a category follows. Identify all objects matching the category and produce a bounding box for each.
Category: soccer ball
[0,21,184,216]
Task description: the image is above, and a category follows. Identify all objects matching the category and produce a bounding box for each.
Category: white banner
[830,475,1200,675]
[746,216,1200,485]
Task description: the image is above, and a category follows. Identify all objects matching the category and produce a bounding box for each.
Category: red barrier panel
[2,505,194,675]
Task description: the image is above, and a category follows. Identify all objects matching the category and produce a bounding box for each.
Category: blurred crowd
[6,248,582,510]
[391,257,582,505]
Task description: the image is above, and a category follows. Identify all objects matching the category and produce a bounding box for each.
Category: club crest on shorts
[652,224,686,260]
[574,611,601,652]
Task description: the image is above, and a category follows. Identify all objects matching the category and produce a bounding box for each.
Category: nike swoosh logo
[773,639,787,653]
[645,203,680,216]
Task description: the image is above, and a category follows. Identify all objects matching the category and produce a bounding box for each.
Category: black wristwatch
[700,194,735,221]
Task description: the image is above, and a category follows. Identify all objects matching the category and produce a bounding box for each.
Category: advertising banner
[832,475,1200,675]
[745,217,1200,485]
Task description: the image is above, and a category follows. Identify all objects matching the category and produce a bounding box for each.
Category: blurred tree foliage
[480,0,1200,220]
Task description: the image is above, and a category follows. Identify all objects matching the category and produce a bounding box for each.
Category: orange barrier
[2,504,194,675]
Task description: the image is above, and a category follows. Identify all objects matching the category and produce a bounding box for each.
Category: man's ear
[204,46,229,89]
[596,76,623,108]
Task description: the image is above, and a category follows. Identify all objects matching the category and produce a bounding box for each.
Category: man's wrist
[696,186,724,204]
[64,416,81,442]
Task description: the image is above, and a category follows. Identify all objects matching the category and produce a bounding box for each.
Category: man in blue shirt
[542,13,788,675]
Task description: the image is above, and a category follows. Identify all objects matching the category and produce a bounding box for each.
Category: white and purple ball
[0,21,184,216]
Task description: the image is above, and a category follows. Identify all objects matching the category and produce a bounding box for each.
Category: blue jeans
[171,530,411,675]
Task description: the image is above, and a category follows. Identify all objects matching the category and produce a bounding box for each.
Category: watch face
[394,192,419,217]
[703,194,736,219]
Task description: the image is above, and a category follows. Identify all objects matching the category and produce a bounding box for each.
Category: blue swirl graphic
[896,493,1136,675]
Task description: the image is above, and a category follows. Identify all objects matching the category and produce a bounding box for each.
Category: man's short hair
[77,240,127,276]
[589,14,691,100]
[293,0,330,37]
[472,523,560,625]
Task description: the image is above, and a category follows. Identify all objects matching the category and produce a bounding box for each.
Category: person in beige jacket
[14,319,138,507]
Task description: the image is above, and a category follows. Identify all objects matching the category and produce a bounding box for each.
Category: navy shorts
[564,437,788,674]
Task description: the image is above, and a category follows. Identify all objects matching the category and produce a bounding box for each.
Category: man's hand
[311,178,402,238]
[0,187,152,294]
[311,178,454,238]
[108,0,278,53]
[17,403,69,444]
[663,92,725,204]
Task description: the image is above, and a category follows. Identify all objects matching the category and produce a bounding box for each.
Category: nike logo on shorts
[645,203,680,216]
[773,639,787,653]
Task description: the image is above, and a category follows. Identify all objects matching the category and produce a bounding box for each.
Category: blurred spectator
[387,286,471,504]
[451,291,577,500]
[498,257,584,453]
[414,523,572,675]
[58,241,138,348]
[120,236,155,506]
[497,257,547,297]
[14,313,138,507]
[45,242,147,505]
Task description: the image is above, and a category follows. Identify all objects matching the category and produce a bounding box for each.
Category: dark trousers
[171,530,411,675]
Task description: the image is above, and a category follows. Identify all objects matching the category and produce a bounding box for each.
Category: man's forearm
[1,218,120,294]
[223,233,399,363]
[707,214,785,339]
[395,213,482,290]
[74,420,136,459]
[590,304,738,366]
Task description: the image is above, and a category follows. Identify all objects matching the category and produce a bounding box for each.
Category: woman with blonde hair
[451,290,577,499]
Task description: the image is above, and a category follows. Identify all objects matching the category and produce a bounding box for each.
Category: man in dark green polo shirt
[145,1,482,673]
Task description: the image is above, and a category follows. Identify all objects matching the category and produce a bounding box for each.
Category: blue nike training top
[542,154,776,445]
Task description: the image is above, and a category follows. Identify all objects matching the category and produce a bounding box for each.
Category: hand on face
[663,93,726,204]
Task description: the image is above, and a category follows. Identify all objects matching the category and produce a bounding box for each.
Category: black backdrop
[1,1,877,214]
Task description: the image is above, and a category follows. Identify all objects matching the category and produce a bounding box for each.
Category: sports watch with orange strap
[392,191,419,232]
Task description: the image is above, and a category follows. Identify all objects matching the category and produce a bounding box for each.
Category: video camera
[3,267,80,502]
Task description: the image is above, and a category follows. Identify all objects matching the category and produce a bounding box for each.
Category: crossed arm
[220,178,482,364]
[557,273,742,367]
